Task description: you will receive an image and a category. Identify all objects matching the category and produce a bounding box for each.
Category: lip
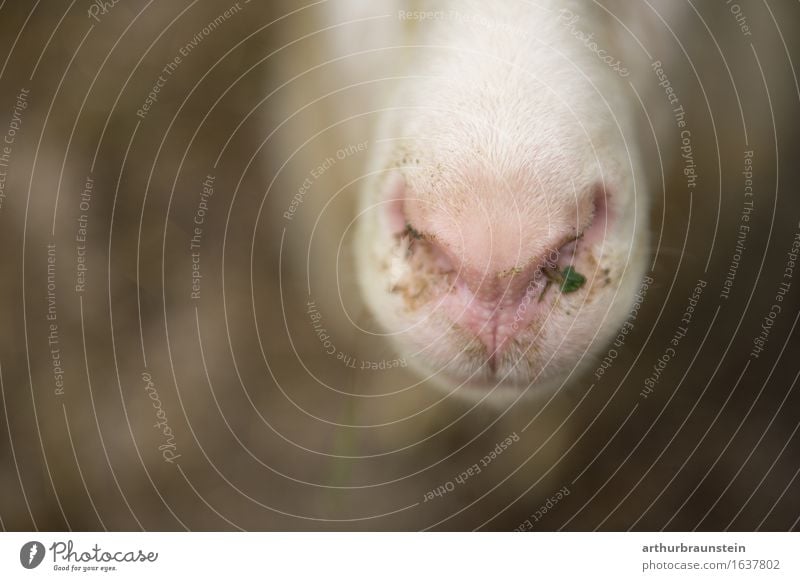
[427,248,587,360]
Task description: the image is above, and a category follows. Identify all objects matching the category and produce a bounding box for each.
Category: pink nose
[438,244,565,366]
[384,177,607,368]
[394,207,585,366]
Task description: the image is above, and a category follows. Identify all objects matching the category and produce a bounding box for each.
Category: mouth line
[487,328,500,374]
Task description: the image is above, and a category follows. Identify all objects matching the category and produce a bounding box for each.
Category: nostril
[581,182,612,247]
[400,221,457,276]
[382,173,610,309]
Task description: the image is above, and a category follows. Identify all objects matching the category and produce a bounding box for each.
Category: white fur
[354,0,650,398]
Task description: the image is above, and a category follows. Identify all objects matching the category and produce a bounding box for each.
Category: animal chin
[403,330,555,388]
[387,245,595,380]
[387,284,573,387]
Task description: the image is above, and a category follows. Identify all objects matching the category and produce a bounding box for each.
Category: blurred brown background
[0,0,798,531]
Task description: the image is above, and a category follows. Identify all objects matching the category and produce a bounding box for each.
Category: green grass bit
[559,266,586,293]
